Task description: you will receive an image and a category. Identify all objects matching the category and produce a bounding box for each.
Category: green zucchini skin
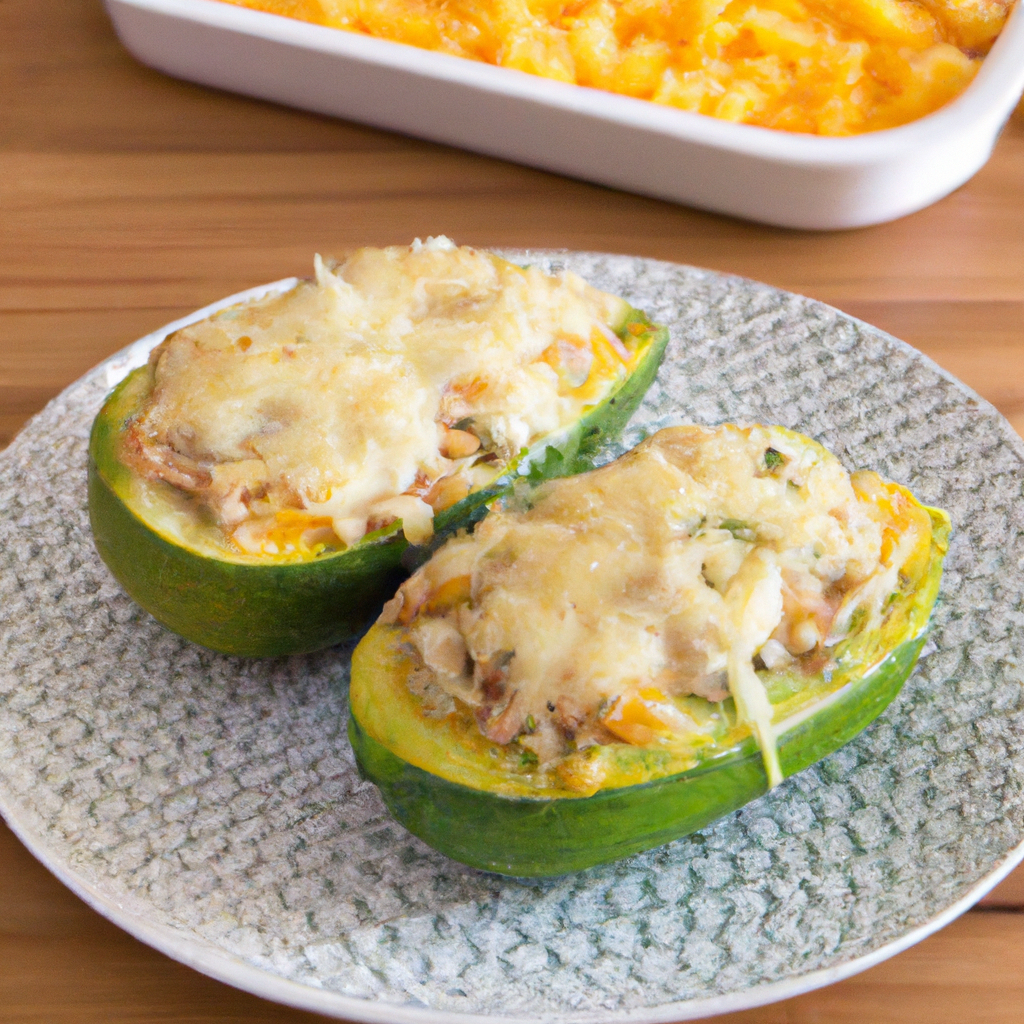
[87,313,667,657]
[349,631,926,877]
[87,461,407,657]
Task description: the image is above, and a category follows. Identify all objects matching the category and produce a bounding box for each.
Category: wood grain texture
[2,0,1024,1020]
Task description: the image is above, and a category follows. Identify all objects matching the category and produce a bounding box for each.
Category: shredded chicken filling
[383,424,934,785]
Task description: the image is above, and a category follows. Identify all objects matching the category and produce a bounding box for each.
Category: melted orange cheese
[220,0,1014,134]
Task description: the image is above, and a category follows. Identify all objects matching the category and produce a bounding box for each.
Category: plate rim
[3,797,1022,1024]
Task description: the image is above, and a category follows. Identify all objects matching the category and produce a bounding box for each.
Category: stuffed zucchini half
[88,239,667,656]
[349,424,950,876]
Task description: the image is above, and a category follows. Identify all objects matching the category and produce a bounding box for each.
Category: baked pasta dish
[221,0,1016,135]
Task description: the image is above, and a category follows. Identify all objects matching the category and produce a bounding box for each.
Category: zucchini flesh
[350,630,925,876]
[88,310,667,657]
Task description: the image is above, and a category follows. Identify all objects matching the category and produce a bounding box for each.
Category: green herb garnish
[720,519,756,541]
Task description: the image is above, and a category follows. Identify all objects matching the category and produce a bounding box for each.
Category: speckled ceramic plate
[2,252,1024,1024]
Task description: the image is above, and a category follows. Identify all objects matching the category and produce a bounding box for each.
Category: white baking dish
[105,0,1024,229]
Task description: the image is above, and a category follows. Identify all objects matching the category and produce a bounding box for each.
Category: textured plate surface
[2,253,1024,1023]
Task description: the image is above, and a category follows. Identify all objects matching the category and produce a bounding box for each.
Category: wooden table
[3,1,1024,1020]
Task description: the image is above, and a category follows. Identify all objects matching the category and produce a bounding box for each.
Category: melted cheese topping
[385,424,935,784]
[121,238,635,558]
[221,0,1013,135]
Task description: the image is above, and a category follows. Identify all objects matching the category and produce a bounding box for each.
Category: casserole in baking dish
[104,0,1024,227]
